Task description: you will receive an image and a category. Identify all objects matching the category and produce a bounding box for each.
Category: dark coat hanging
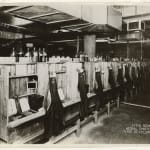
[44,77,64,138]
[78,71,89,120]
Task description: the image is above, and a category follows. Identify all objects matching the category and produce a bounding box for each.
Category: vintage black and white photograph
[0,2,150,146]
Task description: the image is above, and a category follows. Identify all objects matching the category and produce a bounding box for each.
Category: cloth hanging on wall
[111,62,118,84]
[45,77,64,138]
[101,62,110,90]
[84,62,95,93]
[131,66,137,88]
[140,65,145,91]
[94,71,104,109]
[78,71,89,119]
[129,63,133,81]
[117,66,124,86]
[108,68,116,89]
[125,64,132,84]
[122,63,127,83]
[137,62,142,87]
[117,66,125,101]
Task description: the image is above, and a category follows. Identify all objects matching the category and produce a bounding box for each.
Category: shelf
[0,62,37,65]
[103,84,120,92]
[18,93,37,98]
[16,62,37,65]
[47,61,67,64]
[9,74,37,78]
[62,99,80,108]
[56,71,66,74]
[7,108,45,128]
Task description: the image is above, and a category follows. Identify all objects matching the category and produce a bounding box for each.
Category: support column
[127,42,130,58]
[140,32,143,60]
[84,34,96,58]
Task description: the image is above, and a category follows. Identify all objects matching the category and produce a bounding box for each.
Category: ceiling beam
[61,23,90,29]
[9,13,45,24]
[73,23,94,30]
[4,6,32,13]
[29,12,61,19]
[48,39,82,44]
[0,21,27,30]
[46,18,79,25]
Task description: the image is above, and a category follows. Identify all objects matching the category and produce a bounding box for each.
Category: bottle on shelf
[79,51,84,62]
[33,47,38,62]
[38,48,43,62]
[11,47,15,57]
[42,48,47,62]
[15,49,20,62]
[25,47,32,62]
[18,48,24,57]
[85,53,88,62]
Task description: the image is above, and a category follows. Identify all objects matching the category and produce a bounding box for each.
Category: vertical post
[84,34,96,58]
[127,42,129,58]
[22,34,26,54]
[140,31,143,60]
[77,35,80,54]
[107,102,110,116]
[76,119,81,137]
[117,96,120,109]
[93,110,98,124]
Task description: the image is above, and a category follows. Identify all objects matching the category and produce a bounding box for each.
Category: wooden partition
[0,57,149,143]
[48,62,82,103]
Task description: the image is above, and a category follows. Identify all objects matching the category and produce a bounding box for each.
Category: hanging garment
[109,66,118,101]
[125,64,131,83]
[131,66,136,87]
[125,64,132,97]
[117,67,124,86]
[129,63,133,82]
[144,65,150,92]
[94,71,104,109]
[131,66,137,96]
[78,71,89,120]
[101,62,110,90]
[140,65,145,91]
[44,77,64,138]
[147,65,150,89]
[108,68,116,89]
[84,62,95,93]
[117,66,125,101]
[137,65,142,93]
[122,63,127,83]
[111,62,118,84]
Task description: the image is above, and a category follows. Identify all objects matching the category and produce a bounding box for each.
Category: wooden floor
[55,103,150,144]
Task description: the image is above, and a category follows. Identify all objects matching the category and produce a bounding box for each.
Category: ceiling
[0,5,118,41]
[2,5,150,44]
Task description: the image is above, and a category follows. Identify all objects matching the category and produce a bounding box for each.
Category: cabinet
[0,63,45,144]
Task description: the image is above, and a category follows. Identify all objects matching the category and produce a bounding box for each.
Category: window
[128,22,139,30]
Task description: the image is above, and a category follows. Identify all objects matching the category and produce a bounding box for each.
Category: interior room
[0,4,150,144]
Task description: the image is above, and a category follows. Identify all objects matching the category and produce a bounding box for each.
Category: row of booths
[0,57,150,143]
